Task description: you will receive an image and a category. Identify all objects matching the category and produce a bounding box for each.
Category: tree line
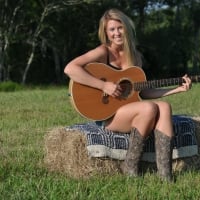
[0,0,199,84]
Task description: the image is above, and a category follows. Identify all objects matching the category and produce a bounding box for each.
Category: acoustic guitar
[69,63,200,121]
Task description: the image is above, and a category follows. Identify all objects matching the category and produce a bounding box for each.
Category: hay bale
[172,117,200,172]
[44,128,121,179]
[193,117,200,147]
[44,117,200,178]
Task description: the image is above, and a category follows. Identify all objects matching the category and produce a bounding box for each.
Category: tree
[0,0,199,84]
[0,0,24,82]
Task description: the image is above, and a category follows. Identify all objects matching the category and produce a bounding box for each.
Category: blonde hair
[98,9,142,67]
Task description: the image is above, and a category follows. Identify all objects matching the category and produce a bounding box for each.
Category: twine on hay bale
[44,117,200,179]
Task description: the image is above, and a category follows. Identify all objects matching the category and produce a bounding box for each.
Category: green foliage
[0,85,200,199]
[0,0,199,84]
[138,3,198,79]
[0,81,24,92]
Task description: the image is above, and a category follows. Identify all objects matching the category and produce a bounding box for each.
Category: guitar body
[69,63,146,121]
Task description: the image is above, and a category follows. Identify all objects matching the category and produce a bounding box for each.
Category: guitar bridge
[102,93,109,104]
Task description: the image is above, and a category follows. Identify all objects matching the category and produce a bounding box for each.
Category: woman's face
[106,19,124,46]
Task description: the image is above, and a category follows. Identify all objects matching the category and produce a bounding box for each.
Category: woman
[64,9,192,181]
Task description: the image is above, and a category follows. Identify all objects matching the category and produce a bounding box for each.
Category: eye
[118,26,123,31]
[108,27,115,32]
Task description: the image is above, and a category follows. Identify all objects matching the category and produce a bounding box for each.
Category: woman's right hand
[102,82,122,98]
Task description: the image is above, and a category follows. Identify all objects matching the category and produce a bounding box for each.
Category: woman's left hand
[179,74,192,92]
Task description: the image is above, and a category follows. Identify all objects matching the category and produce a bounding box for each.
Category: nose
[115,28,121,35]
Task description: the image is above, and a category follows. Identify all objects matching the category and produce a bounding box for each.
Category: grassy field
[0,84,200,200]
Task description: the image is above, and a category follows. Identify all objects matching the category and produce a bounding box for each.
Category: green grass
[0,84,200,200]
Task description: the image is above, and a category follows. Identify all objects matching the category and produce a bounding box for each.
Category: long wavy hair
[98,9,142,67]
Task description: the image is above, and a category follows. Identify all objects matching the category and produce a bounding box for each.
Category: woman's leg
[105,101,159,176]
[152,101,174,181]
[153,101,174,137]
[106,101,158,137]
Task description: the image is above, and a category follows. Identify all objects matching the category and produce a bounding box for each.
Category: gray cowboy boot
[154,129,174,182]
[120,127,145,177]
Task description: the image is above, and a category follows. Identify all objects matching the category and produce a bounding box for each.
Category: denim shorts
[95,121,106,129]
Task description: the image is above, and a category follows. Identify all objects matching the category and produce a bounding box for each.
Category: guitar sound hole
[119,79,133,99]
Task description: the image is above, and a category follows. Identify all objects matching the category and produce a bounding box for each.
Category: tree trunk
[22,42,36,84]
[0,40,4,81]
[52,47,61,83]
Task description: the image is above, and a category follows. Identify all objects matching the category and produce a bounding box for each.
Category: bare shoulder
[95,44,107,52]
[94,44,108,56]
[67,45,108,67]
[85,44,108,63]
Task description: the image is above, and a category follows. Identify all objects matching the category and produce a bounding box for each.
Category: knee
[158,101,172,115]
[143,102,158,118]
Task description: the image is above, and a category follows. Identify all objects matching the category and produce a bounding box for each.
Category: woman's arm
[64,45,121,97]
[140,75,192,99]
[64,45,107,90]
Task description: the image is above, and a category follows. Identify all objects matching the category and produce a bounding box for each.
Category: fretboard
[134,75,200,91]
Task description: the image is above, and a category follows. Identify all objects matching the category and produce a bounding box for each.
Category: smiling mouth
[115,37,123,42]
[114,36,122,39]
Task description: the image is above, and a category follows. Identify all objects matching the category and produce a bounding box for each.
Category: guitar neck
[134,75,200,91]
